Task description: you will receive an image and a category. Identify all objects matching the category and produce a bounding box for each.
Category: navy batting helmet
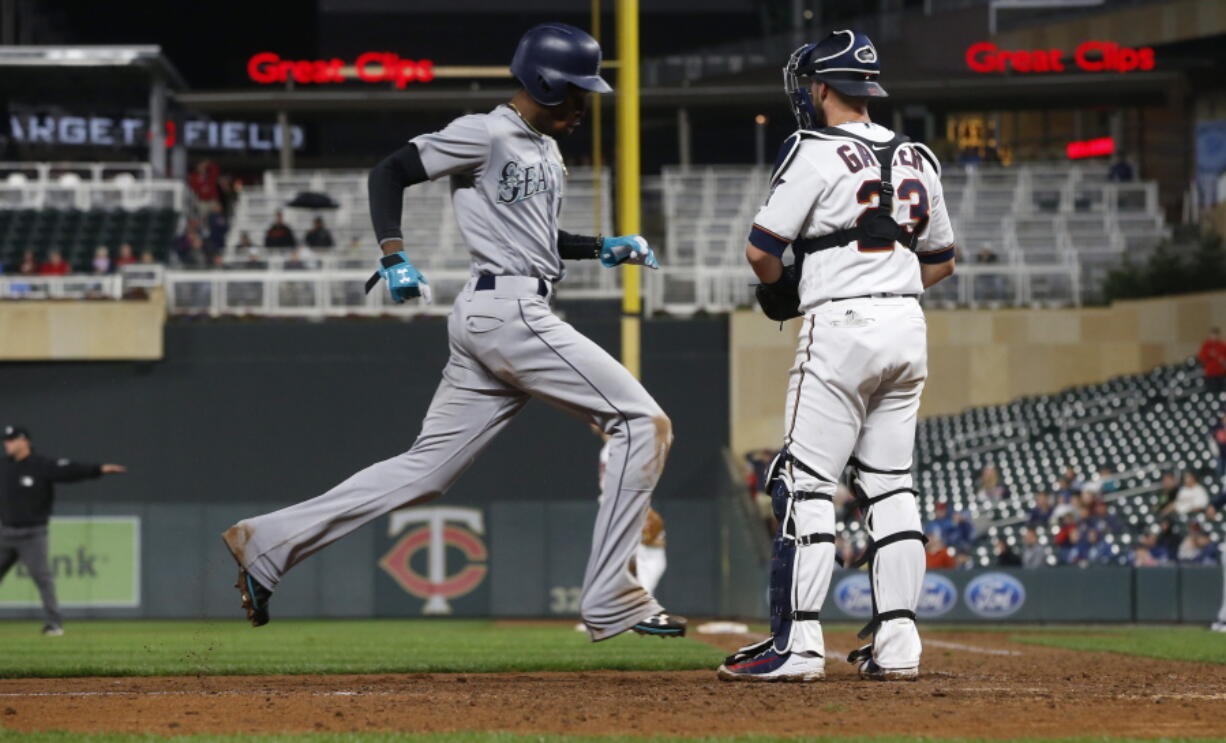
[511,23,613,107]
[784,30,887,129]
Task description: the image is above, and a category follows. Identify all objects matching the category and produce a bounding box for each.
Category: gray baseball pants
[230,276,671,640]
[0,525,62,628]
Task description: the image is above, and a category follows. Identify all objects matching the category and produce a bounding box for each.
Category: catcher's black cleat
[632,612,687,638]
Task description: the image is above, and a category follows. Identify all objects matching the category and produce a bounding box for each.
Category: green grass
[0,619,721,678]
[2,735,1224,743]
[1011,625,1226,664]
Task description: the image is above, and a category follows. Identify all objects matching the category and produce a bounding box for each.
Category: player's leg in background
[1215,549,1226,630]
[228,326,528,591]
[0,531,20,582]
[849,301,928,674]
[511,299,670,641]
[634,508,666,595]
[17,528,63,630]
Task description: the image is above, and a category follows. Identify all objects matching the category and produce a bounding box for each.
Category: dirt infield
[3,629,1225,739]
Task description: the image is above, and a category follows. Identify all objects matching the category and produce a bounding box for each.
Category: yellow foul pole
[616,0,641,378]
[591,0,603,247]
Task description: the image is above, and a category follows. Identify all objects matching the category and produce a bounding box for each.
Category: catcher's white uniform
[750,121,954,672]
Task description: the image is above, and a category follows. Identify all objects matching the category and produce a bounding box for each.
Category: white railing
[0,274,123,300]
[0,180,186,212]
[163,268,622,318]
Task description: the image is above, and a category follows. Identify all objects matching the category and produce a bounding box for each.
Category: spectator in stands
[188,160,220,215]
[240,247,268,269]
[1053,512,1079,554]
[217,173,237,217]
[1080,529,1112,565]
[994,537,1022,567]
[975,247,998,264]
[264,210,297,248]
[1086,466,1118,495]
[284,247,312,270]
[1108,154,1134,183]
[975,464,1008,508]
[17,249,36,275]
[1027,490,1054,526]
[1155,471,1179,512]
[1131,531,1170,566]
[204,203,229,259]
[924,531,956,570]
[1087,500,1122,535]
[1177,522,1215,563]
[114,243,137,268]
[1211,412,1226,485]
[928,501,974,552]
[1021,527,1050,568]
[91,247,111,275]
[173,232,207,269]
[1184,527,1221,565]
[1061,465,1085,493]
[304,217,335,249]
[1197,328,1226,393]
[37,250,70,276]
[139,250,156,265]
[1156,518,1184,557]
[236,231,256,251]
[1161,471,1210,517]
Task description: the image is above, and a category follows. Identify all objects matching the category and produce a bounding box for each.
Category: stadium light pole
[616,0,641,378]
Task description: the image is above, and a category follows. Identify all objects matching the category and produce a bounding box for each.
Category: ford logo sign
[833,573,873,617]
[964,572,1026,618]
[917,573,957,617]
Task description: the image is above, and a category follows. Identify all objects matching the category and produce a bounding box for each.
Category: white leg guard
[769,453,837,659]
[635,544,666,595]
[852,462,925,670]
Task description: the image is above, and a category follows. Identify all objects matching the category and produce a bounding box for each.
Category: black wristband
[557,230,602,260]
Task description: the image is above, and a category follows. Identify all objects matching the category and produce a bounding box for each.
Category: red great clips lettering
[965,41,1155,74]
[247,52,435,88]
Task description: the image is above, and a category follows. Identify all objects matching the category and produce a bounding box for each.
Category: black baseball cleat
[235,569,272,627]
[631,612,687,638]
[40,624,64,637]
[221,527,272,627]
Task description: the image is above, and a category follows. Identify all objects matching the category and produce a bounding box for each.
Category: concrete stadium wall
[731,291,1226,455]
[0,503,1218,623]
[0,289,164,360]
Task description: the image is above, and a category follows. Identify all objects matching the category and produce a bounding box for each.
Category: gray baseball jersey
[226,105,671,641]
[412,105,568,280]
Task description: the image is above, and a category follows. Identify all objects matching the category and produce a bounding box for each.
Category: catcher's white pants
[784,297,927,669]
[229,277,670,641]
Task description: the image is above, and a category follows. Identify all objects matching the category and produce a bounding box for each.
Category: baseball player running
[222,23,685,642]
[718,30,955,682]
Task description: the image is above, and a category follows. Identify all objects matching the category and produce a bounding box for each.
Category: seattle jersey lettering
[497,160,555,204]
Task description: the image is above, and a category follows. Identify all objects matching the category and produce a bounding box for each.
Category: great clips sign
[966,41,1154,74]
[248,52,435,88]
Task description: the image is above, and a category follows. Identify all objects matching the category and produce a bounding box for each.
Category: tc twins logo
[379,506,488,615]
[497,160,556,204]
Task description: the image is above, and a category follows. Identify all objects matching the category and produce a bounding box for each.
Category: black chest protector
[793,127,925,255]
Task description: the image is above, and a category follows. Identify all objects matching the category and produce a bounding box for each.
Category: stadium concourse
[0,156,1168,314]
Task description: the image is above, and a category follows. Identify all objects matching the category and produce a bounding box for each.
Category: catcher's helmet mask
[511,23,613,107]
[784,29,888,130]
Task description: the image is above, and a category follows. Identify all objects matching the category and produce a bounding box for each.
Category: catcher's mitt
[755,264,801,321]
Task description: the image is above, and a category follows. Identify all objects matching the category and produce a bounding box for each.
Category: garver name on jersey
[497,160,556,205]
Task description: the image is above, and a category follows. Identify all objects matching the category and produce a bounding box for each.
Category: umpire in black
[1,425,126,636]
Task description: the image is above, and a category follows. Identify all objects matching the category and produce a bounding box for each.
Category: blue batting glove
[599,235,660,269]
[377,251,431,304]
